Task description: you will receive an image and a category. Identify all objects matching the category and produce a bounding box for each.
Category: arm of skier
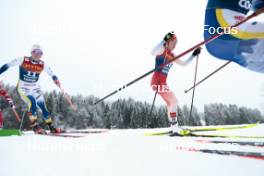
[6,95,15,109]
[0,89,15,109]
[44,63,77,110]
[44,63,61,88]
[174,47,202,67]
[0,57,23,75]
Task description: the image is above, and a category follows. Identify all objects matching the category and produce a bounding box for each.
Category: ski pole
[94,12,260,105]
[184,61,231,94]
[11,108,21,122]
[59,87,77,111]
[19,109,26,132]
[189,55,200,119]
[149,89,158,117]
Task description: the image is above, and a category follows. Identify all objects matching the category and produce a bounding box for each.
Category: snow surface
[0,124,264,176]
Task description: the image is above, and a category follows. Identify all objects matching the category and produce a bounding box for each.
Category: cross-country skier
[0,81,15,129]
[0,45,61,134]
[151,31,201,134]
[205,0,264,72]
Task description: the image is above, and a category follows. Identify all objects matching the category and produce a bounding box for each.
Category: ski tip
[144,131,171,136]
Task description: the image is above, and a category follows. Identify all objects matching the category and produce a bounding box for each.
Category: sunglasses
[33,49,43,55]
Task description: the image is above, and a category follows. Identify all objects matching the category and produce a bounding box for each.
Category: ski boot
[45,118,62,134]
[170,120,183,136]
[169,120,190,136]
[30,116,47,134]
[32,125,47,134]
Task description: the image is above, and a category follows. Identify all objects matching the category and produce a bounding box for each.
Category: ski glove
[192,47,202,57]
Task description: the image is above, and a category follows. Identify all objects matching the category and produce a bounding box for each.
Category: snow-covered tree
[1,85,263,129]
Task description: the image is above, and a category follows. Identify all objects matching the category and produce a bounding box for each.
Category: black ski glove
[192,47,202,57]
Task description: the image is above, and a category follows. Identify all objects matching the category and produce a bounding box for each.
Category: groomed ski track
[0,124,264,176]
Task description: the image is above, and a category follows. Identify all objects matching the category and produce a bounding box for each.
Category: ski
[195,139,264,148]
[44,133,85,138]
[33,129,109,138]
[62,129,109,134]
[146,130,264,139]
[186,133,264,139]
[188,123,258,132]
[144,131,171,136]
[145,123,258,136]
[33,132,85,138]
[176,146,264,161]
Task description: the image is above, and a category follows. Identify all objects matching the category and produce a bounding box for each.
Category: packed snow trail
[0,124,264,176]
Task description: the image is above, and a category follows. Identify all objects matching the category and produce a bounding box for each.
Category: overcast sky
[0,0,263,112]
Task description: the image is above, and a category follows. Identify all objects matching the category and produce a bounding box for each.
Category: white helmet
[31,44,43,53]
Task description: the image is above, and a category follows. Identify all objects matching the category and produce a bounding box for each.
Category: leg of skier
[36,95,61,133]
[17,84,47,134]
[151,71,183,134]
[156,85,182,134]
[19,94,46,134]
